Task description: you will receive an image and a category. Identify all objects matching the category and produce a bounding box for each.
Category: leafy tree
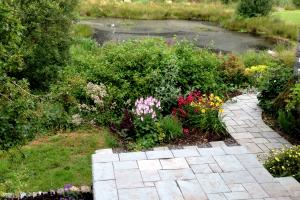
[293,0,300,7]
[237,0,273,18]
[15,0,78,89]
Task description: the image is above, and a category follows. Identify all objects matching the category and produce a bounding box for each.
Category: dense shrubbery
[0,0,78,151]
[237,0,273,18]
[265,146,300,181]
[293,0,300,7]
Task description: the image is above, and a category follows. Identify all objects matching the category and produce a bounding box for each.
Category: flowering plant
[172,91,226,135]
[134,96,161,121]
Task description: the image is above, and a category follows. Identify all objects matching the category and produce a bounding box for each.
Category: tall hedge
[237,0,273,18]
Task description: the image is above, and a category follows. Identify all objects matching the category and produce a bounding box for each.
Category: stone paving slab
[92,94,299,200]
[92,145,300,199]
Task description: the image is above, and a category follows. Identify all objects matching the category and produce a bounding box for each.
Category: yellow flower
[201,109,206,113]
[210,102,214,106]
[219,109,224,113]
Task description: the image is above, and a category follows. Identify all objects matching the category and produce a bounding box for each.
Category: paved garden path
[92,94,300,200]
[221,93,292,161]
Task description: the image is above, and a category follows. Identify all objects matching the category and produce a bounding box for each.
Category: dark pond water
[81,18,273,53]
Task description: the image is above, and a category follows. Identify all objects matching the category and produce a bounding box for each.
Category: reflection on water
[81,18,273,53]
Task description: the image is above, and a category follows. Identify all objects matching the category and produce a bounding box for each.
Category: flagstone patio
[92,94,300,200]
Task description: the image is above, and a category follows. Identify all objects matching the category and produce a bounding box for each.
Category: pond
[81,18,273,53]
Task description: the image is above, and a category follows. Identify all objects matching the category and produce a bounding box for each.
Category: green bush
[293,0,300,7]
[158,116,183,141]
[237,0,273,18]
[264,146,300,181]
[17,0,78,90]
[0,77,36,151]
[258,65,293,113]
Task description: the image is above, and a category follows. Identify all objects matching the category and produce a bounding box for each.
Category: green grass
[0,127,108,194]
[273,10,300,26]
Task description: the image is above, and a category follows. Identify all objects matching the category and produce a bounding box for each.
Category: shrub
[245,65,269,87]
[237,0,273,18]
[264,146,300,181]
[158,115,183,141]
[14,0,78,90]
[258,65,293,113]
[220,54,247,86]
[293,0,300,7]
[0,77,36,151]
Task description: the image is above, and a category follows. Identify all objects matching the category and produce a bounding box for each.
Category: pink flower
[183,128,189,135]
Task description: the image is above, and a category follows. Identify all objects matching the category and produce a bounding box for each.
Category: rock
[20,192,27,199]
[4,193,14,198]
[57,188,64,195]
[267,50,277,57]
[80,185,91,193]
[70,186,80,192]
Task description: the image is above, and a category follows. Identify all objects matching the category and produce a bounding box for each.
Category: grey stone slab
[93,162,114,181]
[115,169,144,189]
[95,148,113,154]
[209,163,223,173]
[196,173,230,193]
[257,143,270,152]
[261,132,281,139]
[118,187,159,200]
[186,156,216,165]
[252,138,269,144]
[228,183,246,192]
[140,170,160,182]
[265,143,285,150]
[207,193,227,200]
[190,164,213,174]
[214,155,245,172]
[119,152,147,161]
[138,159,162,170]
[231,132,255,139]
[155,181,184,200]
[261,183,290,198]
[93,180,118,200]
[210,141,227,147]
[244,143,263,153]
[92,153,119,163]
[222,146,249,155]
[248,167,275,183]
[276,177,300,197]
[171,149,200,157]
[236,154,262,169]
[198,147,225,156]
[160,158,189,169]
[113,161,138,170]
[224,192,251,200]
[243,183,269,198]
[221,171,256,184]
[159,169,195,181]
[146,150,173,159]
[153,147,169,151]
[183,145,198,150]
[144,182,155,187]
[177,180,208,200]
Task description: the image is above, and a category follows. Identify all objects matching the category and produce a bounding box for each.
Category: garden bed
[262,112,300,145]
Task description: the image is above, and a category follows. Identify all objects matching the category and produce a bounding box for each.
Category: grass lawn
[0,127,108,194]
[273,10,300,26]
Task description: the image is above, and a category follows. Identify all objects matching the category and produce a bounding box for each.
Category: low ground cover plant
[264,145,300,181]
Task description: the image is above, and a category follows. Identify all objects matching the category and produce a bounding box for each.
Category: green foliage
[16,0,78,89]
[174,42,224,93]
[264,146,300,181]
[278,110,297,133]
[258,65,293,113]
[293,0,300,7]
[286,83,300,111]
[0,77,35,151]
[0,1,24,74]
[104,133,119,148]
[237,0,273,18]
[157,116,183,141]
[220,54,247,86]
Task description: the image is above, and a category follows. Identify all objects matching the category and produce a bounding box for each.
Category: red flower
[183,128,189,135]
